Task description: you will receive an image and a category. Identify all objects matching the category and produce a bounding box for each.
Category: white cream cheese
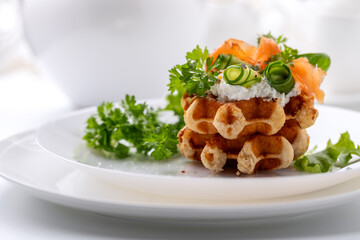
[210,76,300,107]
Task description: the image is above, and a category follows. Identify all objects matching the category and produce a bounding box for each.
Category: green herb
[293,132,360,173]
[83,95,181,160]
[168,45,221,97]
[279,44,299,65]
[268,44,299,65]
[257,32,287,45]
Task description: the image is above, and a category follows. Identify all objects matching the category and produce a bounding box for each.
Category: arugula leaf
[83,95,183,161]
[293,132,360,173]
[167,45,220,98]
[297,53,331,72]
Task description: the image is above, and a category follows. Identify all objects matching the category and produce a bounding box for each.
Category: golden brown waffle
[182,92,318,137]
[284,94,319,129]
[178,120,309,174]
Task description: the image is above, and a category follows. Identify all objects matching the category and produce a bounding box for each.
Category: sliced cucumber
[224,64,261,87]
[227,54,246,66]
[264,61,295,94]
[216,54,250,70]
[224,65,242,84]
[217,54,231,70]
[241,78,261,88]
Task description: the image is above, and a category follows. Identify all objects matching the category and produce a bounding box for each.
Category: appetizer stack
[177,35,329,175]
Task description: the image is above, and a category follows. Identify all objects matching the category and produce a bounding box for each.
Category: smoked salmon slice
[209,37,281,70]
[290,57,326,103]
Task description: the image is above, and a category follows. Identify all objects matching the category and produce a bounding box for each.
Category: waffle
[178,92,315,175]
[182,92,318,138]
[178,119,309,173]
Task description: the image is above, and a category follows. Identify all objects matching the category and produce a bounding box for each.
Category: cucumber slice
[216,54,251,70]
[224,64,261,87]
[225,54,233,68]
[241,78,261,88]
[264,61,295,94]
[227,54,246,66]
[224,65,244,84]
[217,54,231,70]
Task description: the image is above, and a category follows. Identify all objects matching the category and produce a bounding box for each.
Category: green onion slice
[264,61,295,94]
[224,64,261,87]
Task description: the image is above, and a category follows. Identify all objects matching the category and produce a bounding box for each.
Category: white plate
[3,131,360,223]
[35,100,360,200]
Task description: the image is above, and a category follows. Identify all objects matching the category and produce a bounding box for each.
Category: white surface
[5,130,360,225]
[36,101,360,201]
[22,0,207,107]
[0,0,23,70]
[0,70,72,140]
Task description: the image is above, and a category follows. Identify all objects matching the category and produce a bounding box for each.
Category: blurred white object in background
[200,0,259,48]
[0,0,22,71]
[303,0,360,106]
[0,0,72,139]
[23,0,206,107]
[202,0,287,49]
[21,0,360,108]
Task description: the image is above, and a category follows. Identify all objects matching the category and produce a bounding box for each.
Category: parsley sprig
[83,95,180,160]
[267,44,299,66]
[168,45,221,98]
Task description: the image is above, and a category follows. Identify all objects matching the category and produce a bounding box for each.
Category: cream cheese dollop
[210,75,300,107]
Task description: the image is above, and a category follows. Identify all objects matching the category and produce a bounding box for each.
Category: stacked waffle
[178,92,318,175]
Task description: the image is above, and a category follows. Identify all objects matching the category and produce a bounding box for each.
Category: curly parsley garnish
[83,95,180,160]
[168,45,222,98]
